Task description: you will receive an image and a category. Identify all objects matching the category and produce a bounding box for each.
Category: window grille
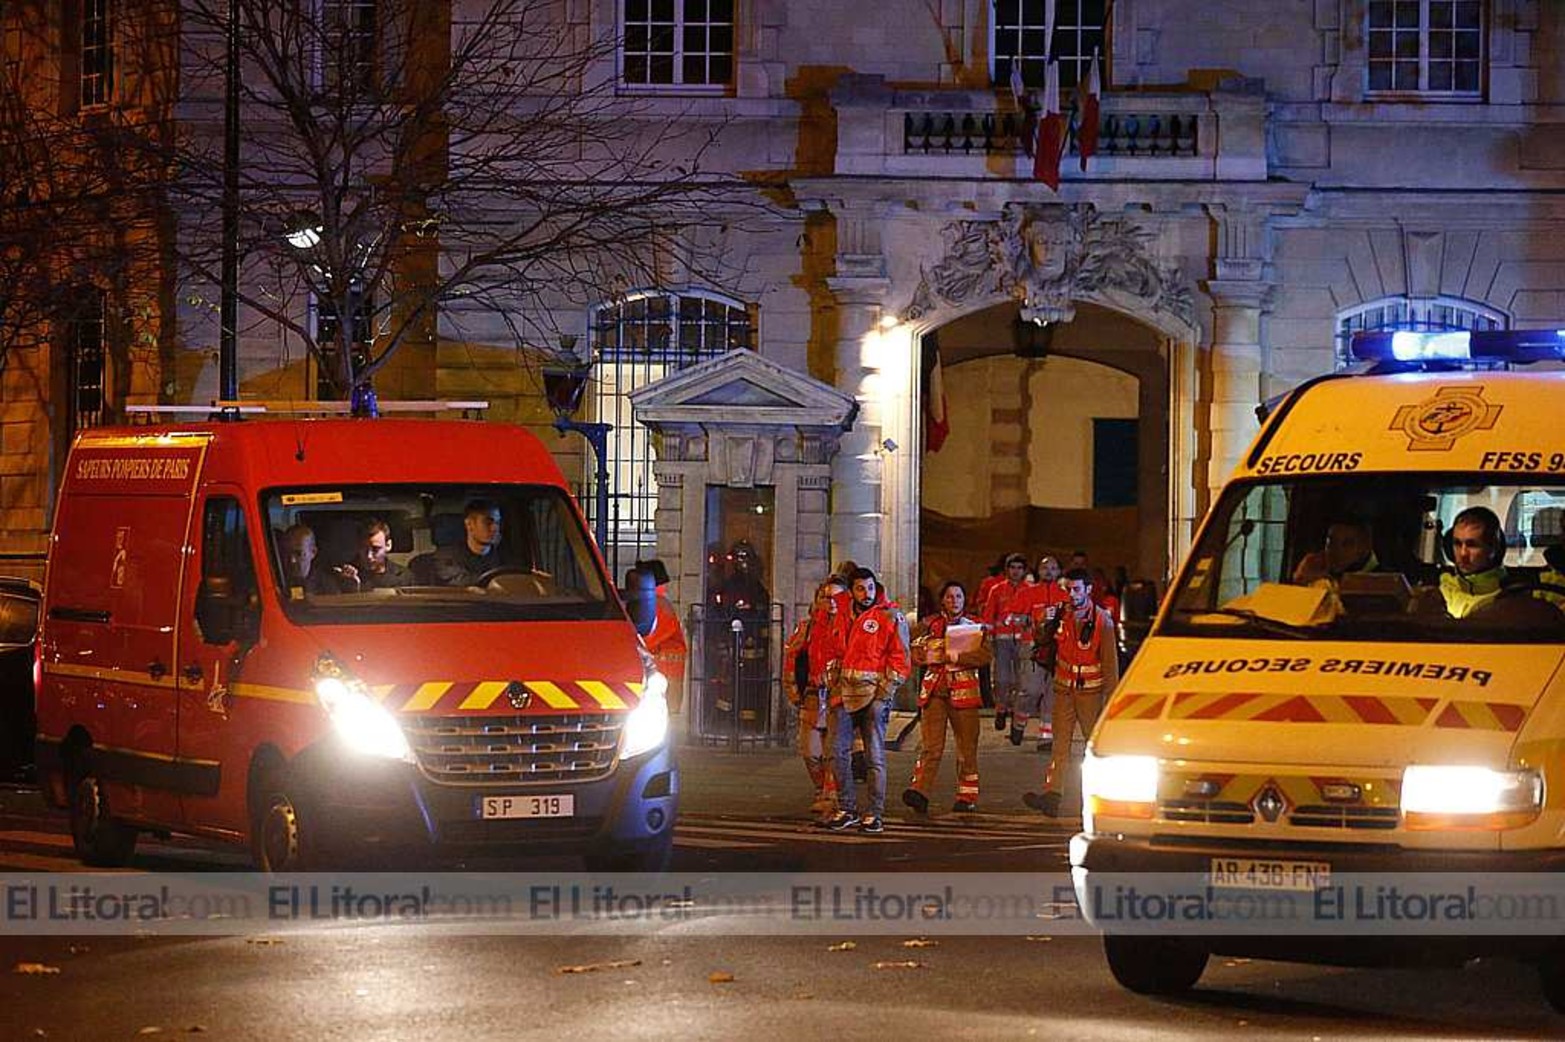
[320,0,378,94]
[80,0,113,107]
[993,0,1107,93]
[1335,296,1506,368]
[1367,0,1483,96]
[311,285,374,399]
[621,0,734,89]
[589,290,753,577]
[65,289,108,432]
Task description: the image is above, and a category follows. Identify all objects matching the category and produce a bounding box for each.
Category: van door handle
[182,664,203,683]
[147,660,168,679]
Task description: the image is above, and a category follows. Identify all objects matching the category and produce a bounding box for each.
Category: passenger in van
[1292,519,1378,585]
[281,523,335,597]
[333,518,412,592]
[425,499,503,586]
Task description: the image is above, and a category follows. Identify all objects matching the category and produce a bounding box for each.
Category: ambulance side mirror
[197,575,260,646]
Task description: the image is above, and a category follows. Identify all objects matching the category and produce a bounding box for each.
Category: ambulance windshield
[1161,475,1565,643]
[262,484,616,623]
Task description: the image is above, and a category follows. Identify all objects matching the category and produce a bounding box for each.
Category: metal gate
[684,602,786,747]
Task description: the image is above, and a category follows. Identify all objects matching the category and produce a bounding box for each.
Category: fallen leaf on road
[245,938,283,947]
[707,971,735,984]
[826,941,857,952]
[793,993,814,1001]
[901,938,938,949]
[136,1029,163,1037]
[873,960,924,970]
[554,959,642,975]
[186,1027,208,1034]
[1023,936,1053,943]
[12,963,60,976]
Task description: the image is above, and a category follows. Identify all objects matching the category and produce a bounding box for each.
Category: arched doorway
[917,300,1169,608]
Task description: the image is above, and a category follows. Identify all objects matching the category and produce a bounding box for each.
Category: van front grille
[1159,799,1256,825]
[402,713,622,785]
[1289,804,1400,830]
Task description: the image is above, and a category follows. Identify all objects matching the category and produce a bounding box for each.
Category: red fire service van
[35,419,677,871]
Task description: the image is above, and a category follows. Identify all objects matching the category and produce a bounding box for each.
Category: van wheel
[1103,935,1208,995]
[68,774,138,867]
[1538,954,1565,1013]
[252,785,315,872]
[583,833,674,873]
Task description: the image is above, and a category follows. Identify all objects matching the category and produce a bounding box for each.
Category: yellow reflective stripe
[231,683,316,705]
[459,681,510,711]
[576,680,628,710]
[369,684,396,703]
[522,680,578,709]
[627,681,644,695]
[400,682,453,712]
[42,662,178,690]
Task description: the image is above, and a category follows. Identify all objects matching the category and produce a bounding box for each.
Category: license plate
[478,794,575,820]
[1209,857,1331,892]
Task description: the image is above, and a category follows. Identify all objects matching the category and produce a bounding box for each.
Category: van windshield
[1160,475,1565,644]
[262,484,617,624]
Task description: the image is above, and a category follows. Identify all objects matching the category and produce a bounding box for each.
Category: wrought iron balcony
[829,75,1267,182]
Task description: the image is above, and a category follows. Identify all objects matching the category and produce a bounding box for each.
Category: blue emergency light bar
[1351,328,1565,364]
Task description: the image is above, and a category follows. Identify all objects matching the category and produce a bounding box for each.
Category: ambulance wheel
[583,833,674,873]
[1103,935,1208,995]
[68,773,139,867]
[252,784,316,872]
[1538,954,1565,1013]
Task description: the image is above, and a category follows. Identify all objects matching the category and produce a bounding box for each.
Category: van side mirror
[1116,579,1161,664]
[197,575,260,645]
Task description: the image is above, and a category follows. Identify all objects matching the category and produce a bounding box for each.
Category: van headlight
[1081,753,1159,827]
[315,675,415,764]
[1401,765,1542,830]
[621,669,670,760]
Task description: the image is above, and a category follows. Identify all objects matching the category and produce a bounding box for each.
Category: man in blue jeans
[823,568,910,834]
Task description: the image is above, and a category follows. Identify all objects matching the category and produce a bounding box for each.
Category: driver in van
[1292,519,1378,586]
[334,518,412,591]
[427,499,503,586]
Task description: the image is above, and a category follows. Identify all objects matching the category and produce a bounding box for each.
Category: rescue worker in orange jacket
[1016,555,1068,751]
[902,581,992,815]
[637,559,689,714]
[983,553,1033,737]
[1024,567,1120,818]
[822,567,910,834]
[784,578,847,819]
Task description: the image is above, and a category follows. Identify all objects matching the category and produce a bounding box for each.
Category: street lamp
[542,340,613,557]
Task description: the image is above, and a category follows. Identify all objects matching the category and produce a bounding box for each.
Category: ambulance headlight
[1400,765,1542,829]
[1081,753,1159,827]
[315,676,414,763]
[620,669,669,760]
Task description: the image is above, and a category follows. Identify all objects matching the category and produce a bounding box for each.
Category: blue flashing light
[1351,329,1565,364]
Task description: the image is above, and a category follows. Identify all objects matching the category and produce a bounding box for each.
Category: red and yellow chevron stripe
[1431,700,1528,732]
[1167,691,1439,725]
[234,679,641,713]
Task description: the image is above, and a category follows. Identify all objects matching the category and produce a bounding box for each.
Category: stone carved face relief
[1020,211,1072,284]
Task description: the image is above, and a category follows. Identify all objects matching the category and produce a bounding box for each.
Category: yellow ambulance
[1071,330,1565,1010]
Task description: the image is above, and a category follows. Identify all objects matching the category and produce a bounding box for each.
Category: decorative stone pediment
[630,349,856,430]
[903,203,1198,336]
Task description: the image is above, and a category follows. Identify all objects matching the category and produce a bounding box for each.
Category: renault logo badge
[1253,783,1287,824]
[504,681,533,711]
